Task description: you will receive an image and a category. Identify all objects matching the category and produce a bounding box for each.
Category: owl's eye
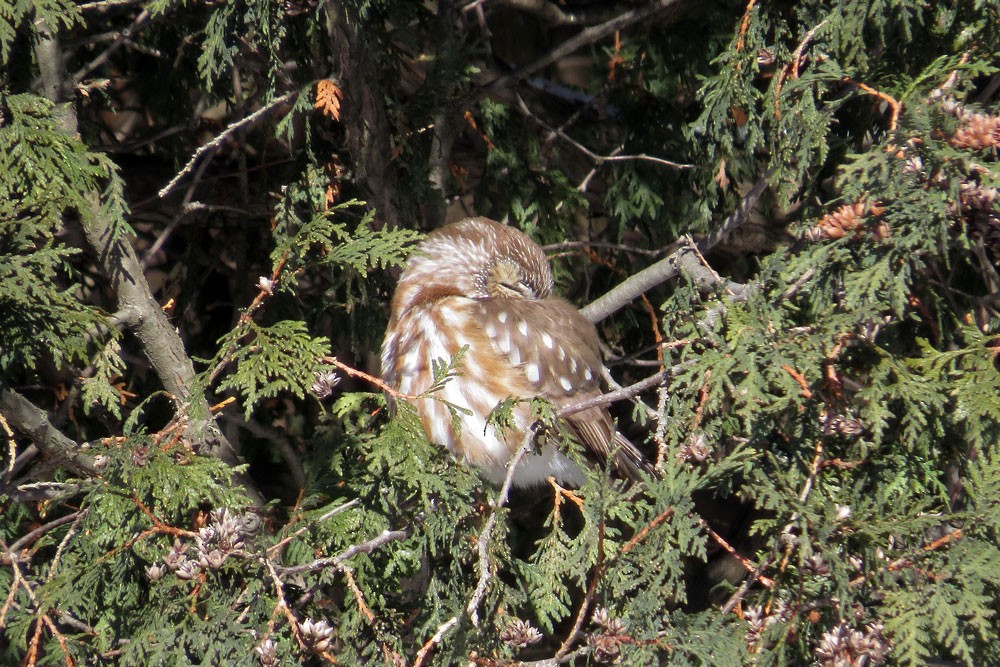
[500,280,535,299]
[488,260,538,299]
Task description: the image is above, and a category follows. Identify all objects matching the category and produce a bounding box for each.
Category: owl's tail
[612,431,660,481]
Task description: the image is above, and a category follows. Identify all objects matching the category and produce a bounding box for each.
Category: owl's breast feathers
[381,296,542,476]
[383,292,651,482]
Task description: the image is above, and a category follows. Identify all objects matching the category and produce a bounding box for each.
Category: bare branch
[276,528,411,577]
[0,390,96,476]
[158,92,297,199]
[266,499,360,557]
[78,0,143,11]
[415,426,539,666]
[543,240,668,257]
[515,94,692,170]
[468,425,537,624]
[483,0,627,26]
[557,369,673,419]
[72,8,152,83]
[140,153,212,270]
[413,616,461,667]
[475,0,683,100]
[8,511,88,557]
[32,25,263,504]
[580,176,770,323]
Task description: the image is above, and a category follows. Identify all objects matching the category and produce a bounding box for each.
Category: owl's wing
[475,297,654,480]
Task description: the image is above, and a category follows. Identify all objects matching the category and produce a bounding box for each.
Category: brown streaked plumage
[381,217,654,487]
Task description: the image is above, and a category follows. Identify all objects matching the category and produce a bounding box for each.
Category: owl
[381,217,654,487]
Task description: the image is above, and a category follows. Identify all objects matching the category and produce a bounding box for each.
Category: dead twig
[275,528,411,577]
[159,92,297,199]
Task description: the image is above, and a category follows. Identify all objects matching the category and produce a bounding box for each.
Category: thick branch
[81,194,244,468]
[580,176,770,323]
[0,390,95,476]
[32,20,262,504]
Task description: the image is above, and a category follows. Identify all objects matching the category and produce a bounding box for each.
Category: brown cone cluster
[949,111,1000,151]
[806,200,888,242]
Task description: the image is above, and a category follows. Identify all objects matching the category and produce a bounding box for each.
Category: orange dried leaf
[463,111,495,150]
[714,158,730,190]
[314,79,343,120]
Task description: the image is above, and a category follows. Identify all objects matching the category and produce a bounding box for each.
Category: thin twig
[773,20,829,115]
[8,511,86,557]
[467,426,538,624]
[553,504,676,659]
[483,0,625,26]
[700,518,775,588]
[260,556,309,653]
[516,93,691,170]
[557,368,672,418]
[473,0,682,102]
[414,426,538,666]
[276,528,410,577]
[721,439,826,615]
[140,153,212,270]
[266,499,360,556]
[72,8,152,83]
[78,0,142,10]
[849,528,964,589]
[555,515,606,659]
[158,92,296,199]
[413,616,460,667]
[721,555,772,615]
[322,356,419,400]
[845,78,902,131]
[542,240,669,257]
[339,565,406,665]
[601,367,658,422]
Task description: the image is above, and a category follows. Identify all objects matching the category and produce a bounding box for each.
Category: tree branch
[475,0,682,100]
[580,176,770,323]
[557,369,673,419]
[484,0,628,26]
[157,92,296,199]
[0,390,96,477]
[32,21,263,505]
[414,426,538,666]
[275,528,411,577]
[515,92,692,170]
[325,2,402,229]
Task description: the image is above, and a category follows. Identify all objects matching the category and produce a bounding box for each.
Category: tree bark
[326,2,403,229]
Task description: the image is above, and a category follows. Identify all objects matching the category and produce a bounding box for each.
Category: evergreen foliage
[1,0,998,665]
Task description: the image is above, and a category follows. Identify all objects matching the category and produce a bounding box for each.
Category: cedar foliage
[1,1,999,666]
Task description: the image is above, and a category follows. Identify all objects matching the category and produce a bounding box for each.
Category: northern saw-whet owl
[381,217,654,487]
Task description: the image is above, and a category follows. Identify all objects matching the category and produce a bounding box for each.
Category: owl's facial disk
[485,258,537,299]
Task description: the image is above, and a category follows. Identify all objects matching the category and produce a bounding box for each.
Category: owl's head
[393,218,554,314]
